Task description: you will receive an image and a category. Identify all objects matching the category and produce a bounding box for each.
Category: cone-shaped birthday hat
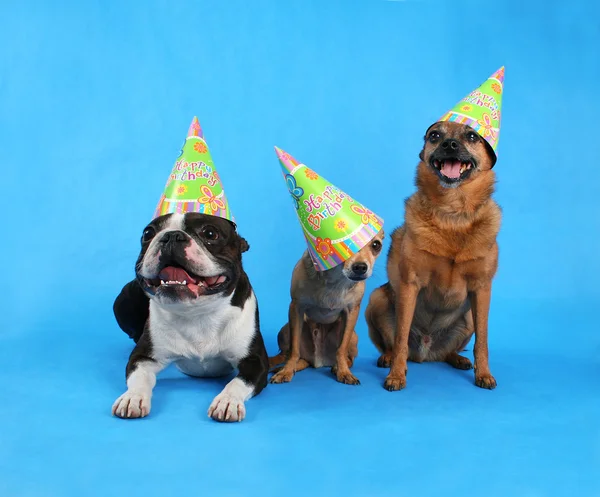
[439,67,504,155]
[153,117,233,221]
[275,147,383,271]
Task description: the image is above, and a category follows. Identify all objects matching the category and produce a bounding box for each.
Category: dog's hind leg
[268,353,286,370]
[270,301,304,384]
[445,352,473,370]
[366,284,396,368]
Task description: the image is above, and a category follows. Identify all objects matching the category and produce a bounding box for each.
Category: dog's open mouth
[432,159,474,181]
[144,265,229,297]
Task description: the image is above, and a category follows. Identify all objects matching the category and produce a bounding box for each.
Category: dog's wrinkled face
[420,121,496,188]
[135,213,249,305]
[341,229,385,282]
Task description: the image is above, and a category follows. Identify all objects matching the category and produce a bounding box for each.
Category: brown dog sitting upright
[366,67,505,391]
[270,229,384,385]
[270,146,386,385]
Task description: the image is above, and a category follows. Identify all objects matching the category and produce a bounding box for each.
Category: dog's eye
[429,131,440,143]
[371,240,382,252]
[142,227,156,243]
[201,226,219,241]
[467,131,479,142]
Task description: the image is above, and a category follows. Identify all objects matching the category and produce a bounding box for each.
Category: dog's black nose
[352,262,368,275]
[441,139,459,151]
[159,230,187,244]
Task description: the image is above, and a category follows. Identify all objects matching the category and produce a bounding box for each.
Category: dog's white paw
[112,391,151,419]
[208,392,246,422]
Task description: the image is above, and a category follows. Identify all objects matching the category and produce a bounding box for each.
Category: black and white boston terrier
[111,212,268,422]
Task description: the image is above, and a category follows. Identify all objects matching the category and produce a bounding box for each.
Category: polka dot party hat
[153,117,233,221]
[275,146,384,271]
[439,66,504,156]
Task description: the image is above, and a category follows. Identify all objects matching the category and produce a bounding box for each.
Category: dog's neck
[149,294,232,322]
[302,252,357,292]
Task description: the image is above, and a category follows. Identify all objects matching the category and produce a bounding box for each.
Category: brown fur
[270,230,384,385]
[365,121,501,391]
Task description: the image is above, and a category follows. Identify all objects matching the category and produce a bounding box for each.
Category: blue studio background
[1,1,598,496]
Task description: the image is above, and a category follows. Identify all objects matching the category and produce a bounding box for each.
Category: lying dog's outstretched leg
[385,281,419,391]
[270,301,303,384]
[209,332,269,422]
[332,306,361,385]
[471,283,497,389]
[112,334,168,419]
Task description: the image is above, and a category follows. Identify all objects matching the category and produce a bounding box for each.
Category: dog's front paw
[208,393,246,422]
[112,391,151,418]
[475,373,497,389]
[270,369,294,384]
[383,374,406,391]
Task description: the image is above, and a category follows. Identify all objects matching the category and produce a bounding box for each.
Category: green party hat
[153,117,233,221]
[439,67,504,155]
[275,147,383,271]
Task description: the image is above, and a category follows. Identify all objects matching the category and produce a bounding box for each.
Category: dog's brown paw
[332,367,360,385]
[475,373,497,389]
[446,353,473,370]
[376,353,392,368]
[383,374,406,391]
[270,369,294,384]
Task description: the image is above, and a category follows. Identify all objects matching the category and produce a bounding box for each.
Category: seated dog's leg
[270,301,303,384]
[209,333,269,422]
[112,334,168,419]
[366,285,395,368]
[332,307,361,385]
[471,284,497,389]
[385,281,419,391]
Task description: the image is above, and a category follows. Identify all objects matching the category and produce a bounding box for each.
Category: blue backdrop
[1,1,598,496]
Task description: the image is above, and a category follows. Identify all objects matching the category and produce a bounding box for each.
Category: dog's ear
[483,141,497,168]
[419,133,428,161]
[239,237,250,253]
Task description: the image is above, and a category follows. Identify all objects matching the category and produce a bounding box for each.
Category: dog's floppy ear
[483,140,497,168]
[419,131,429,161]
[239,237,250,253]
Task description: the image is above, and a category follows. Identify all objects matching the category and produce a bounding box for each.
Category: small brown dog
[270,229,385,385]
[366,121,501,391]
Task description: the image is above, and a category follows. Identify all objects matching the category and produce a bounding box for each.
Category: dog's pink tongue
[441,160,461,178]
[204,275,227,286]
[159,266,193,282]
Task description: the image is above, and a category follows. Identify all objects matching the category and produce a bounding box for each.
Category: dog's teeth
[182,280,187,285]
[160,280,165,285]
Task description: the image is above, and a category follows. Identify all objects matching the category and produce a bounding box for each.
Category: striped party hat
[439,66,504,155]
[275,147,384,271]
[153,117,233,221]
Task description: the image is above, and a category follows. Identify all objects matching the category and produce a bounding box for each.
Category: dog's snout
[441,139,459,151]
[159,230,187,244]
[351,262,368,275]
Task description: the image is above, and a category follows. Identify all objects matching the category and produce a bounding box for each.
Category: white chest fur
[148,292,257,371]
